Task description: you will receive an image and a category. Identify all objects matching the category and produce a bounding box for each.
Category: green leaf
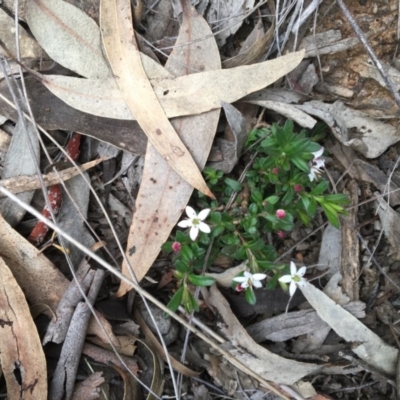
[224,177,242,192]
[245,287,257,305]
[266,272,280,289]
[290,156,310,172]
[180,245,194,262]
[248,203,258,215]
[167,286,185,313]
[176,230,190,243]
[265,195,279,205]
[187,274,215,287]
[324,193,350,205]
[310,180,329,196]
[321,203,340,228]
[251,189,263,203]
[189,292,200,312]
[161,241,173,252]
[175,260,189,274]
[301,195,310,212]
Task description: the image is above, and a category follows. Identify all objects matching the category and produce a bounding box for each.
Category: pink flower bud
[276,209,286,219]
[172,242,181,252]
[294,184,302,192]
[272,167,279,175]
[235,283,244,292]
[277,230,286,238]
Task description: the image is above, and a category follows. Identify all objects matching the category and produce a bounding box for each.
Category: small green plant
[163,121,349,311]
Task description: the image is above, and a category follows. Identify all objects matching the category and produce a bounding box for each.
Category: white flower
[278,261,307,297]
[233,271,267,289]
[308,147,325,182]
[177,206,211,241]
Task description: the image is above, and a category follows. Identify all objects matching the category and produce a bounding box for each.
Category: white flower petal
[177,220,191,228]
[189,226,199,241]
[253,273,267,281]
[253,280,263,288]
[297,280,307,287]
[308,172,315,182]
[297,266,307,277]
[198,208,211,221]
[243,271,252,279]
[233,276,247,283]
[198,222,211,234]
[240,281,249,288]
[312,147,324,159]
[290,261,297,276]
[278,275,292,283]
[185,206,196,219]
[314,158,325,169]
[289,281,297,297]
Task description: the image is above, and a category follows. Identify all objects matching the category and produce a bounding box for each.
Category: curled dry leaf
[0,8,42,59]
[296,100,400,158]
[26,0,111,79]
[0,213,117,345]
[205,285,320,385]
[117,1,221,294]
[100,0,212,197]
[42,52,306,122]
[0,257,47,399]
[300,283,398,376]
[0,118,40,227]
[205,261,247,288]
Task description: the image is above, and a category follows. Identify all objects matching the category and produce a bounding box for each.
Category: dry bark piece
[0,256,48,399]
[50,269,105,400]
[43,259,93,345]
[100,0,212,197]
[340,180,360,301]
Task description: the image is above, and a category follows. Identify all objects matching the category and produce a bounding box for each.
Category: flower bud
[276,209,286,219]
[272,167,279,175]
[235,283,244,292]
[172,242,181,252]
[294,184,302,192]
[277,230,286,238]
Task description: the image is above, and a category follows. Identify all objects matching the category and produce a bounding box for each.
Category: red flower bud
[294,184,302,192]
[276,209,286,219]
[235,283,244,292]
[277,230,286,238]
[272,167,279,175]
[172,242,181,252]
